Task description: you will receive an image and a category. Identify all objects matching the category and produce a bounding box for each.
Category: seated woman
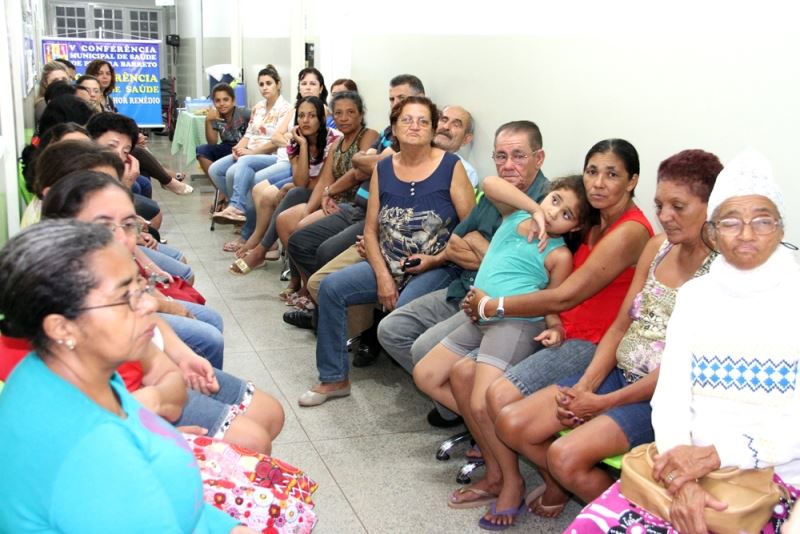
[41,171,226,371]
[282,91,378,312]
[75,74,104,113]
[85,59,118,112]
[0,220,255,533]
[568,148,800,533]
[226,67,332,253]
[229,96,342,276]
[33,61,70,125]
[196,82,251,199]
[210,65,292,228]
[298,95,476,406]
[452,139,653,525]
[20,122,92,227]
[495,149,721,523]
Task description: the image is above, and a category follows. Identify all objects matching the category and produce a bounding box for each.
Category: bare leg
[412,343,462,413]
[495,385,570,515]
[548,415,628,502]
[450,359,504,503]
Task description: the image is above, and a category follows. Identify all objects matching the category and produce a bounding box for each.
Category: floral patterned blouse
[616,239,716,379]
[244,95,291,149]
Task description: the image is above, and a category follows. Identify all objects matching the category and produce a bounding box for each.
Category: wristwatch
[323,185,331,197]
[495,296,505,319]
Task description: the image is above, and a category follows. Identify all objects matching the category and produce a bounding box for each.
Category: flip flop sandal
[175,172,186,182]
[222,240,244,253]
[448,487,499,510]
[478,501,526,531]
[212,207,246,225]
[292,296,316,311]
[278,288,298,301]
[229,257,266,276]
[525,484,567,518]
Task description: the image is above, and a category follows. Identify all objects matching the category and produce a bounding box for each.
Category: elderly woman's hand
[670,481,728,534]
[461,286,488,322]
[653,445,721,495]
[376,272,399,312]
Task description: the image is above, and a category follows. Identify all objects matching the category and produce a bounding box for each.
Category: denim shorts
[441,319,545,371]
[504,339,596,397]
[174,369,254,438]
[196,143,234,162]
[558,367,654,448]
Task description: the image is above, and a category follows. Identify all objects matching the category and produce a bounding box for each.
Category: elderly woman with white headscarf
[566,148,800,534]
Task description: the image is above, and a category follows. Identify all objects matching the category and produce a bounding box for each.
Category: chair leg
[210,188,219,231]
[436,430,472,461]
[457,459,485,484]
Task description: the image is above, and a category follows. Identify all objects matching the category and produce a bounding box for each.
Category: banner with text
[41,37,163,127]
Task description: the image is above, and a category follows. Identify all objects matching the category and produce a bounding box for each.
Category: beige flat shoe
[298,385,351,407]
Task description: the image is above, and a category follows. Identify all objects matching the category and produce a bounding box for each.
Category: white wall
[310,0,800,245]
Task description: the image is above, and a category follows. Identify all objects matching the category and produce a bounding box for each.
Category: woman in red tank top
[449,140,653,528]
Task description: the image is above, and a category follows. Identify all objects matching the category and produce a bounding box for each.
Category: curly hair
[657,149,722,203]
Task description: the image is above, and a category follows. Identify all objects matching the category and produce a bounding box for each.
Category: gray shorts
[441,319,546,371]
[175,369,255,438]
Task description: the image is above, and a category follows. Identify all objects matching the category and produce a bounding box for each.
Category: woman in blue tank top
[298,96,476,407]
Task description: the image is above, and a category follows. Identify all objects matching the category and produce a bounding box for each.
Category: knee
[253,390,285,439]
[307,273,323,301]
[495,404,528,450]
[547,438,583,487]
[233,420,272,455]
[486,378,520,421]
[411,361,434,392]
[451,358,475,385]
[376,314,397,346]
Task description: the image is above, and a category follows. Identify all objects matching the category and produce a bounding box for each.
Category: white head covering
[707,147,786,221]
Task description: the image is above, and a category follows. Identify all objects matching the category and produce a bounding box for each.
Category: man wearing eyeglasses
[377,120,549,427]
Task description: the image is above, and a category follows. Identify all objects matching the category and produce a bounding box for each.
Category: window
[93,7,124,39]
[49,4,163,41]
[130,10,160,40]
[54,5,88,38]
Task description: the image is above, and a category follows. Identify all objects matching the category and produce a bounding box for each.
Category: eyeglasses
[398,115,432,128]
[711,216,782,236]
[78,275,156,313]
[491,149,540,165]
[97,220,141,236]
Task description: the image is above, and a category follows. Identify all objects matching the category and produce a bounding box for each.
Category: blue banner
[41,37,163,127]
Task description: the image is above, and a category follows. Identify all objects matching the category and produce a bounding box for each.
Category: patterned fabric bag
[185,434,318,533]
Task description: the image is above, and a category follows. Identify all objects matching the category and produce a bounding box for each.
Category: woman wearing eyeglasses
[568,150,800,533]
[297,95,475,406]
[0,220,257,532]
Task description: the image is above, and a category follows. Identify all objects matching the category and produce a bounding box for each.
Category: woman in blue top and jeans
[298,96,475,406]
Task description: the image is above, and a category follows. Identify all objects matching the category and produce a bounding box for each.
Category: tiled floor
[152,137,580,533]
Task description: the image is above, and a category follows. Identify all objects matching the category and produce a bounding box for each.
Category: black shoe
[427,407,464,428]
[283,309,313,330]
[352,343,379,367]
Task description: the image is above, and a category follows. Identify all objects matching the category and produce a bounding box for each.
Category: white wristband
[478,296,491,321]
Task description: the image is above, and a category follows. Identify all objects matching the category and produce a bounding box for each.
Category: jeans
[315,261,459,382]
[504,339,597,397]
[260,187,310,250]
[241,159,292,241]
[139,246,193,282]
[287,204,365,279]
[159,301,225,369]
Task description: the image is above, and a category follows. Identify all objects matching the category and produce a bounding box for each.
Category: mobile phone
[402,257,421,270]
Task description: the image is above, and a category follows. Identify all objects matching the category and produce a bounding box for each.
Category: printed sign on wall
[41,37,163,127]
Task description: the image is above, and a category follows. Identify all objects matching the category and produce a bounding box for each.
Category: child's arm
[535,247,573,347]
[482,176,547,246]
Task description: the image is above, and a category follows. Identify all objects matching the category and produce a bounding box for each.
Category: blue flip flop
[478,500,526,531]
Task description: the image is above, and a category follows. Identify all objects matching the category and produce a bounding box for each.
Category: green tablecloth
[170,110,208,166]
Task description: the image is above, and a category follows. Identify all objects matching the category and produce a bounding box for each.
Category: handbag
[620,442,781,534]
